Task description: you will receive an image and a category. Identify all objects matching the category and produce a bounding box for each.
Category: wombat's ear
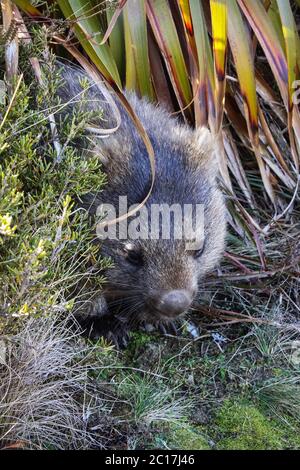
[193,127,219,181]
[173,125,217,173]
[194,127,216,157]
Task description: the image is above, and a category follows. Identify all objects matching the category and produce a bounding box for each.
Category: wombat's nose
[156,289,192,317]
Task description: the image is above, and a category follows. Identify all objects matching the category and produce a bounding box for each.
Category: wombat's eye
[123,243,143,266]
[193,248,204,259]
[191,241,206,259]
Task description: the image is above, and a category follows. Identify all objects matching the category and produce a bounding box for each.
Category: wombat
[59,64,227,345]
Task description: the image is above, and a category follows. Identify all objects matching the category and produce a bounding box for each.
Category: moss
[165,423,211,450]
[215,400,289,450]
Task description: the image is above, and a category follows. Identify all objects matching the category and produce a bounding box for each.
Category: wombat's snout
[151,289,193,318]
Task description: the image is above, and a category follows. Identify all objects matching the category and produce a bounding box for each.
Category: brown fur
[58,63,227,342]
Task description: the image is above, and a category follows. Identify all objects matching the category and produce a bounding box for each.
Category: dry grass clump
[0,315,108,450]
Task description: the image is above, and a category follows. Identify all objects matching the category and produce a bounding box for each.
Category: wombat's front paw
[158,321,179,336]
[142,320,179,336]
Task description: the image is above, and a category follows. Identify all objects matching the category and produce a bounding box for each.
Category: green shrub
[0,47,107,330]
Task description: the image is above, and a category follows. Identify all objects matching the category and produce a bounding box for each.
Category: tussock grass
[256,381,300,425]
[118,373,192,427]
[0,315,108,449]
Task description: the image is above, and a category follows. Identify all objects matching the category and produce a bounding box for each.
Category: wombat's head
[97,128,226,324]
